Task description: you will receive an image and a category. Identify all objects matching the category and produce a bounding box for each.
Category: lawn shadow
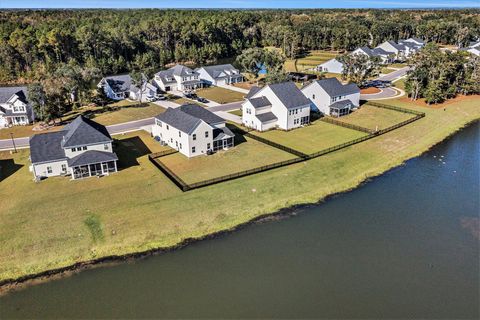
[0,158,23,182]
[114,136,151,170]
[226,123,248,146]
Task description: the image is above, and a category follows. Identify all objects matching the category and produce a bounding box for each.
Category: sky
[1,0,479,9]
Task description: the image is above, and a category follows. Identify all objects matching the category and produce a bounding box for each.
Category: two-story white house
[301,78,360,117]
[195,64,244,86]
[153,65,203,93]
[242,82,311,132]
[152,104,235,158]
[98,74,132,100]
[0,86,35,127]
[29,115,118,180]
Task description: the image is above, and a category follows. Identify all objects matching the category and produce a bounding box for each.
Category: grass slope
[196,87,245,104]
[0,96,479,282]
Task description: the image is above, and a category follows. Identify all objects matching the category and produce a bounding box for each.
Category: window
[47,166,52,174]
[104,144,108,150]
[312,94,315,99]
[192,146,196,153]
[207,143,211,150]
[156,119,162,127]
[295,109,298,114]
[170,138,173,143]
[179,143,182,149]
[71,147,76,152]
[166,125,169,130]
[179,131,181,137]
[193,134,196,140]
[205,131,209,138]
[83,146,87,151]
[61,164,67,172]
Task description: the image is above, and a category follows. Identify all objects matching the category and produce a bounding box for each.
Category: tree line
[1,9,479,84]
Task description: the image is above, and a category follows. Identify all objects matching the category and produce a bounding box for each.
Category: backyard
[249,120,367,154]
[156,136,297,184]
[0,95,479,284]
[196,86,245,104]
[339,104,414,131]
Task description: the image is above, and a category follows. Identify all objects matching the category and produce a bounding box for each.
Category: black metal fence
[320,117,373,134]
[367,102,426,116]
[148,102,426,192]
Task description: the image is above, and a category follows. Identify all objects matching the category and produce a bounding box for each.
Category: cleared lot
[339,105,414,131]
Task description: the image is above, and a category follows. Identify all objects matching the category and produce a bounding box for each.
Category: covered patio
[68,150,118,180]
[329,100,354,118]
[212,127,235,152]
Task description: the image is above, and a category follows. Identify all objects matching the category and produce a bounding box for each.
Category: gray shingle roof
[68,150,118,167]
[155,107,201,134]
[0,86,29,104]
[29,131,67,164]
[256,112,278,123]
[179,104,224,124]
[267,82,311,109]
[329,99,354,110]
[197,64,240,80]
[357,46,374,56]
[61,115,112,148]
[213,126,235,141]
[248,96,271,108]
[315,78,360,97]
[103,74,132,93]
[246,86,261,99]
[156,104,224,134]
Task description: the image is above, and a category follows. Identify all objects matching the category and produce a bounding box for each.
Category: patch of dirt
[398,94,480,109]
[360,87,381,94]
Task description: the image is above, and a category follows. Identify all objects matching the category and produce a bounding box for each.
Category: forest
[1,9,479,84]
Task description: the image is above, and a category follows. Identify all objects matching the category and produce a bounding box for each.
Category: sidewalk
[214,111,242,124]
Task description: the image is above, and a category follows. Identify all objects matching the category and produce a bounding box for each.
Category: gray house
[29,115,118,180]
[0,86,35,127]
[195,64,244,86]
[98,74,132,100]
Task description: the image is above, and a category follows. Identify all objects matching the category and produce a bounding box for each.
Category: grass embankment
[196,87,245,104]
[0,95,479,283]
[0,102,164,140]
[228,109,242,117]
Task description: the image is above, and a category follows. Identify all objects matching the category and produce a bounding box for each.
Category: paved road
[0,117,156,150]
[377,66,410,82]
[360,87,402,101]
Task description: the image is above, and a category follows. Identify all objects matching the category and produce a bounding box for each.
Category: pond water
[1,122,478,319]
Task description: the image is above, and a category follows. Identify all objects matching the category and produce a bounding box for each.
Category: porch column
[71,167,75,180]
[88,164,92,177]
[114,161,118,173]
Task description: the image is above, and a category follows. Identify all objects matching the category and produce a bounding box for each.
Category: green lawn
[250,120,367,154]
[388,63,408,69]
[92,103,166,126]
[196,87,245,104]
[394,79,406,90]
[285,50,339,72]
[0,95,479,283]
[340,104,414,131]
[381,67,396,74]
[157,136,296,184]
[228,109,242,116]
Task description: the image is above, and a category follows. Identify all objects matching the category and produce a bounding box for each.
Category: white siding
[152,119,214,157]
[64,142,112,158]
[301,82,360,116]
[32,159,69,178]
[317,59,344,74]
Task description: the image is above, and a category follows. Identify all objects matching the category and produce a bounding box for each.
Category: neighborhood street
[377,66,410,82]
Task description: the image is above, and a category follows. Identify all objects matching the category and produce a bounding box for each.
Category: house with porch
[98,74,132,100]
[152,104,234,158]
[301,77,360,117]
[195,64,244,86]
[242,81,311,132]
[0,86,35,127]
[29,115,118,180]
[153,65,203,93]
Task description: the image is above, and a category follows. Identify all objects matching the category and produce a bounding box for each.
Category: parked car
[156,94,166,100]
[146,96,156,102]
[196,97,208,103]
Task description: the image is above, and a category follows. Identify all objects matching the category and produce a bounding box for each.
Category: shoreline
[1,117,478,297]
